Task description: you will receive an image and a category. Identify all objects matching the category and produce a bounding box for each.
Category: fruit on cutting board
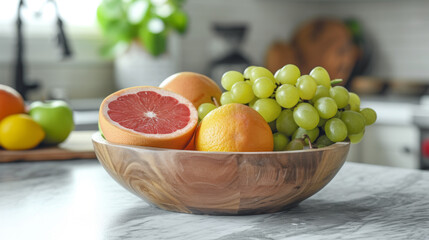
[99,86,198,149]
[0,84,25,122]
[0,114,45,150]
[29,100,74,145]
[159,72,222,108]
[195,103,273,152]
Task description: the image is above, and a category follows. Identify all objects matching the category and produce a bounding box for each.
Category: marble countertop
[0,159,428,240]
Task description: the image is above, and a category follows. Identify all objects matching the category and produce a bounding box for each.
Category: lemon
[0,114,45,150]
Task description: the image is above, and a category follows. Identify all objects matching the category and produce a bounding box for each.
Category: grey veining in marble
[0,160,428,240]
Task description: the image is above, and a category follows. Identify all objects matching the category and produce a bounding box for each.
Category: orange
[0,84,26,122]
[195,103,273,152]
[99,86,198,149]
[159,72,222,108]
[0,114,45,150]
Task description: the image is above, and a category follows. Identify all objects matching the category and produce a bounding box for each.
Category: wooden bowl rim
[92,132,350,155]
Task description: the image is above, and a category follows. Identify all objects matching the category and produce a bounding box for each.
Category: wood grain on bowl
[92,132,350,215]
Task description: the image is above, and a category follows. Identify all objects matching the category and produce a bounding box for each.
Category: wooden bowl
[92,132,350,215]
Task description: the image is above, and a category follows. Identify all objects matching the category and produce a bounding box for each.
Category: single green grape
[314,97,338,119]
[198,103,217,120]
[273,132,290,151]
[348,92,361,111]
[325,118,348,142]
[231,81,254,104]
[243,66,256,80]
[329,86,350,109]
[221,71,244,91]
[296,75,317,100]
[286,138,304,151]
[220,91,234,105]
[292,127,320,145]
[360,108,377,125]
[341,110,365,135]
[274,64,301,85]
[293,103,320,130]
[276,109,298,136]
[310,66,331,88]
[315,135,334,148]
[253,77,276,98]
[312,85,330,103]
[252,98,282,122]
[249,66,275,84]
[275,84,300,108]
[349,129,365,144]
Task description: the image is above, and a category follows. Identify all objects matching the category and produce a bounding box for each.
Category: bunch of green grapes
[197,64,377,151]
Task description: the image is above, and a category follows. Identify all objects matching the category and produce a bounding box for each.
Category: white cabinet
[347,124,420,169]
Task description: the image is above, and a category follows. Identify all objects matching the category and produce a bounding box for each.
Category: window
[0,0,102,36]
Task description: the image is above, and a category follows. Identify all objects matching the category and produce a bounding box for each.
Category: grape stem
[330,79,343,86]
[212,96,220,107]
[303,134,316,149]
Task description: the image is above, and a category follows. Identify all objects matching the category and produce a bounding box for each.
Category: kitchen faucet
[14,0,72,100]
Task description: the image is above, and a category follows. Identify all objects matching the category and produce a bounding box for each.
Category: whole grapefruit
[159,72,222,108]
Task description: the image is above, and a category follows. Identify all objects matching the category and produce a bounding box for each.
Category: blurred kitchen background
[1,0,429,169]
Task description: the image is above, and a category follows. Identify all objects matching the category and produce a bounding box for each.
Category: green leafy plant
[97,0,188,57]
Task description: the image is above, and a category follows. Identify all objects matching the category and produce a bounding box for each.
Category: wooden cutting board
[265,18,358,85]
[0,131,96,162]
[292,18,358,82]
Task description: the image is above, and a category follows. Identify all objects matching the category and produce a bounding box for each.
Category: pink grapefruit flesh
[99,86,198,149]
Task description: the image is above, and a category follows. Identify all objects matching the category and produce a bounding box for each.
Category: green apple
[29,100,74,145]
[98,121,105,139]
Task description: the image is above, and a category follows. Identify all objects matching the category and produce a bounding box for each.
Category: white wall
[0,35,114,100]
[181,0,429,82]
[1,0,429,100]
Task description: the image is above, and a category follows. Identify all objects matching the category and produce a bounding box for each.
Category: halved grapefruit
[99,86,198,149]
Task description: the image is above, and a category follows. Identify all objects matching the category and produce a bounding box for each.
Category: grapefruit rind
[99,86,198,150]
